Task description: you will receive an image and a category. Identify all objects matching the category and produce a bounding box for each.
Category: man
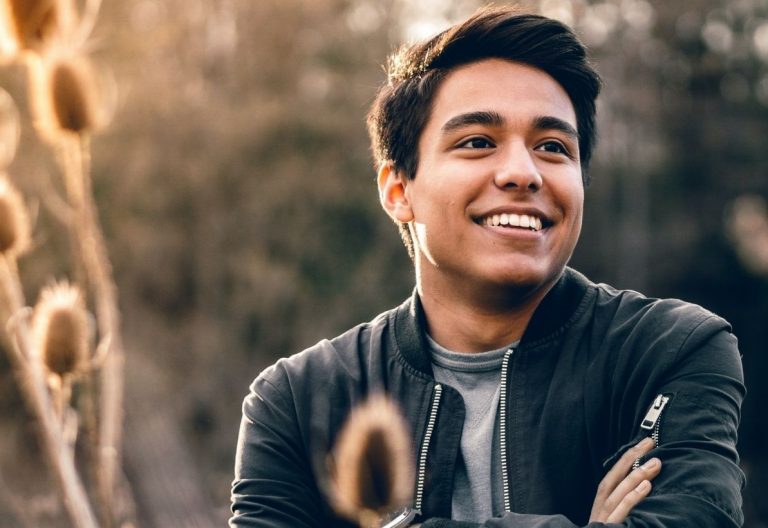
[231,7,745,527]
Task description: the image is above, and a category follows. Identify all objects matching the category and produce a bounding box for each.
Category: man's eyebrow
[533,115,579,140]
[441,110,504,133]
[441,112,578,140]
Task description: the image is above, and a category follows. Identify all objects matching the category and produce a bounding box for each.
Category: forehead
[426,58,577,132]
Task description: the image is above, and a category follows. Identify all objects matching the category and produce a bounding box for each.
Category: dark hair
[366,7,601,255]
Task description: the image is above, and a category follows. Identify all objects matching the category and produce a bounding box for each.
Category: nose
[493,142,542,191]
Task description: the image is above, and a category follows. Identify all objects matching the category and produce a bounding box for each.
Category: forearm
[421,498,741,528]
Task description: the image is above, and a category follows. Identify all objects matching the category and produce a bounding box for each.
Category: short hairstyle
[366,6,601,256]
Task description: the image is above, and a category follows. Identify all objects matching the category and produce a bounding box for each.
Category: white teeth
[482,213,543,231]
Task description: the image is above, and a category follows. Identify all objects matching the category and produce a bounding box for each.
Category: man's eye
[458,137,495,149]
[536,141,570,156]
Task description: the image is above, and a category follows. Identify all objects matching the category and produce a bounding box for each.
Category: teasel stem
[48,374,77,446]
[54,374,71,420]
[0,255,99,528]
[25,40,125,526]
[55,131,124,527]
[0,253,22,313]
[0,177,30,258]
[73,0,101,48]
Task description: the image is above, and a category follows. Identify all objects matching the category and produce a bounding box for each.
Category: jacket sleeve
[424,317,746,528]
[230,370,329,527]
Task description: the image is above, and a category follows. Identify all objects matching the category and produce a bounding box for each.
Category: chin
[484,264,564,295]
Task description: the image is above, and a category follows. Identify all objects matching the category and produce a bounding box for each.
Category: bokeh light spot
[345,2,384,35]
[702,20,734,53]
[752,21,768,61]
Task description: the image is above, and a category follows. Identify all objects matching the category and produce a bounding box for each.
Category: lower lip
[478,223,546,240]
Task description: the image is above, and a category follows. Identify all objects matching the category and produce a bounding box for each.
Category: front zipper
[633,394,670,469]
[414,383,442,512]
[499,349,514,513]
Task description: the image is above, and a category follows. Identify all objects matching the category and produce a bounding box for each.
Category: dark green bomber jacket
[230,267,745,527]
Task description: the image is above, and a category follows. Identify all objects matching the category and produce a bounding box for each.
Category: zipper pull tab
[641,394,670,430]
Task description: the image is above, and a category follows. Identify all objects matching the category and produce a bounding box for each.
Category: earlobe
[377,163,414,223]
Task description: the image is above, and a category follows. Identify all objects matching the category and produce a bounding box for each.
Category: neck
[416,274,556,353]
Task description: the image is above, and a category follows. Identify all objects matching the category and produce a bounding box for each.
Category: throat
[419,293,534,353]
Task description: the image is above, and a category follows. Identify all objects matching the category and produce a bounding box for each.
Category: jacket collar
[393,267,591,376]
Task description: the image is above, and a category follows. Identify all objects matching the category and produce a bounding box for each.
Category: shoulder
[583,281,741,385]
[240,304,405,445]
[590,281,731,349]
[249,305,397,400]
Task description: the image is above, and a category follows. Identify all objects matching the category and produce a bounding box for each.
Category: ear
[377,163,414,223]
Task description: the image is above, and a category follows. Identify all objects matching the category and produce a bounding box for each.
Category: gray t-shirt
[428,335,517,522]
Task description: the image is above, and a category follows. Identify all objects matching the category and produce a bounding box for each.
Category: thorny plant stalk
[57,132,125,527]
[1,0,128,525]
[0,255,99,528]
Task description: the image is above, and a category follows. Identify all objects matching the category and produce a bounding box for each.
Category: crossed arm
[589,437,661,523]
[416,323,746,527]
[231,390,663,528]
[413,438,661,528]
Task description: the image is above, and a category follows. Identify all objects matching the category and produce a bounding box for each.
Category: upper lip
[472,206,554,228]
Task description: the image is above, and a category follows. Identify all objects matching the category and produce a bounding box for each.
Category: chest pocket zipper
[633,394,670,469]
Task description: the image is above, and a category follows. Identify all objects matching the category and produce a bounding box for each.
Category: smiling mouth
[476,213,546,232]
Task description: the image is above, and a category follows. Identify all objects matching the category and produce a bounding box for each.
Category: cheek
[568,190,584,238]
[556,179,584,240]
[562,172,584,211]
[409,183,453,219]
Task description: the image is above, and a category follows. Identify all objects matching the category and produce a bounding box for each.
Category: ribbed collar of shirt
[427,334,518,373]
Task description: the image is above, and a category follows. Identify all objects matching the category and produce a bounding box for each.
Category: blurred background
[0,0,766,526]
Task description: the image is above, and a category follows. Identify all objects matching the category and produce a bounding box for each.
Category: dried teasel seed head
[30,52,105,139]
[0,0,73,55]
[0,176,30,257]
[33,281,89,379]
[329,395,414,527]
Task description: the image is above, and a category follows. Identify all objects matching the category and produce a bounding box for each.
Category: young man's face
[381,58,584,299]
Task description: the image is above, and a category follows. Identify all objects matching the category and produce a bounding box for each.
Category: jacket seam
[247,373,293,419]
[671,391,735,429]
[671,313,728,366]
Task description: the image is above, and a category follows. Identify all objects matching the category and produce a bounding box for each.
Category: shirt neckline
[427,334,517,373]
